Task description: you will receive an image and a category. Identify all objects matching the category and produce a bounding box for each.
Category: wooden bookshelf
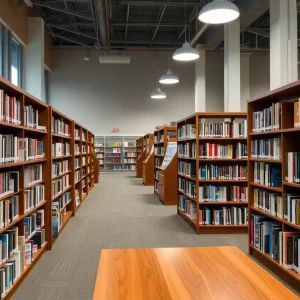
[136,137,144,178]
[177,112,248,234]
[154,126,177,205]
[247,79,300,293]
[0,76,97,298]
[143,133,154,186]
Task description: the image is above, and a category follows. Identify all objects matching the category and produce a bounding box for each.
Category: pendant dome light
[198,0,240,24]
[173,0,199,62]
[159,69,179,84]
[151,88,167,99]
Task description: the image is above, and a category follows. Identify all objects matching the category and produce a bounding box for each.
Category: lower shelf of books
[178,209,198,231]
[250,245,300,292]
[52,211,73,244]
[3,242,47,300]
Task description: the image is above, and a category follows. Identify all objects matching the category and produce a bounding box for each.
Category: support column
[24,17,45,101]
[1,27,11,80]
[195,44,206,112]
[224,19,241,112]
[270,0,298,90]
[241,54,250,112]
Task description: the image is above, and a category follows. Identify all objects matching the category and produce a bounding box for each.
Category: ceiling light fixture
[159,69,179,85]
[84,53,90,61]
[173,0,199,62]
[198,0,240,24]
[151,88,167,99]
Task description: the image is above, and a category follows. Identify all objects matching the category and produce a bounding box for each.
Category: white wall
[49,50,195,135]
[49,49,272,135]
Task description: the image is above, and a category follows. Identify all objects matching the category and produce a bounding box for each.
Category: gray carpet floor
[13,173,298,299]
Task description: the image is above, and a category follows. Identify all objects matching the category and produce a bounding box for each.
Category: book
[294,100,300,128]
[199,164,247,180]
[254,162,281,187]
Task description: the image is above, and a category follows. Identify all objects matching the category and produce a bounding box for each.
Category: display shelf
[136,137,144,178]
[247,79,300,293]
[177,112,248,234]
[143,133,154,186]
[154,126,177,205]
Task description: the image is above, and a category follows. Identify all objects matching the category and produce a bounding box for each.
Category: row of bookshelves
[0,76,98,299]
[95,136,139,172]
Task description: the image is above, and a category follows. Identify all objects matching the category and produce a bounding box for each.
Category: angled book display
[136,137,144,178]
[143,134,154,186]
[154,126,177,205]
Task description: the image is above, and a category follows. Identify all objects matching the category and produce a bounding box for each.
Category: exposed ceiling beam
[177,6,198,40]
[110,40,182,45]
[96,0,108,45]
[125,4,130,40]
[190,24,209,46]
[245,27,269,38]
[48,32,95,48]
[114,22,185,27]
[32,1,94,20]
[121,1,204,6]
[47,23,97,39]
[151,0,168,41]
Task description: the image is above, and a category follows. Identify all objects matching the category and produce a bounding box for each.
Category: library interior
[1,0,300,299]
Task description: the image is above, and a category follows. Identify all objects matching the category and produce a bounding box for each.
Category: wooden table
[93,246,298,300]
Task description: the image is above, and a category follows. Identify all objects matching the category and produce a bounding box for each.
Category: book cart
[154,126,177,205]
[143,133,154,186]
[177,112,248,234]
[248,80,300,293]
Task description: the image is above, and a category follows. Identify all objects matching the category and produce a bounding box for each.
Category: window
[0,25,3,77]
[44,69,49,103]
[11,38,21,86]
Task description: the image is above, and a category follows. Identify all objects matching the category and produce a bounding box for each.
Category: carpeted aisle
[13,173,294,299]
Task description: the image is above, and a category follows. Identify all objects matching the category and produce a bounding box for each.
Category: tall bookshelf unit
[0,77,97,298]
[124,136,137,171]
[136,137,144,178]
[50,107,74,246]
[0,77,49,298]
[248,80,300,292]
[154,126,177,205]
[177,112,248,234]
[94,136,104,172]
[143,133,154,186]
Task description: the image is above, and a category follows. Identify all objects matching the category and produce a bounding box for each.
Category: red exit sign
[112,128,120,133]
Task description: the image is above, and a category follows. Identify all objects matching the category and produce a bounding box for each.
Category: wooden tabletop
[93,246,298,300]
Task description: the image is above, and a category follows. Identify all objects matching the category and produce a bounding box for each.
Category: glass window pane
[11,39,20,86]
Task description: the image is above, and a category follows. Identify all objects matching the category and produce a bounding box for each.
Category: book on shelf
[251,138,281,160]
[52,118,70,136]
[178,178,196,198]
[199,121,247,138]
[24,185,45,212]
[285,152,300,183]
[0,91,21,125]
[252,102,281,132]
[179,196,197,219]
[250,215,300,273]
[24,212,45,242]
[124,165,136,170]
[294,99,300,128]
[52,175,69,197]
[24,164,42,187]
[253,188,282,216]
[0,196,19,228]
[75,129,80,140]
[178,142,196,158]
[179,161,196,178]
[19,138,44,161]
[75,189,80,207]
[178,124,196,140]
[52,205,61,238]
[199,206,248,225]
[52,160,69,177]
[75,170,81,183]
[199,142,247,159]
[199,164,247,180]
[53,192,71,212]
[24,105,46,131]
[284,194,300,225]
[199,185,248,203]
[0,171,19,197]
[254,162,282,187]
